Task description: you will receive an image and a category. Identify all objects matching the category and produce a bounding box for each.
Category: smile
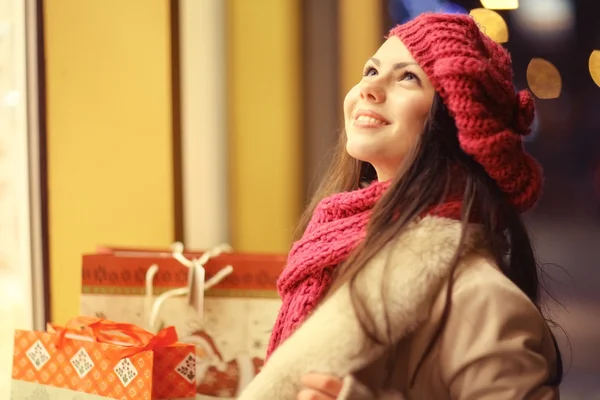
[356,115,387,125]
[353,110,390,127]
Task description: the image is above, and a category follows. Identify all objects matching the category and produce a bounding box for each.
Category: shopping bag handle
[51,316,178,358]
[145,242,233,332]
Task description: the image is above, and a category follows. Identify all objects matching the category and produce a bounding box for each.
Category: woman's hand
[297,373,344,400]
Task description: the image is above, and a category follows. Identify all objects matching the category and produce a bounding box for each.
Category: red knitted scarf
[266,179,465,357]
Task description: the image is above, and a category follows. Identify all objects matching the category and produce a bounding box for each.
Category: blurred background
[0,0,598,398]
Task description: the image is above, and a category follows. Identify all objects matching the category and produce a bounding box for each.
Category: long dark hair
[295,93,563,385]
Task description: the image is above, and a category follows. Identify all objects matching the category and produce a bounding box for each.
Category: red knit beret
[389,13,543,213]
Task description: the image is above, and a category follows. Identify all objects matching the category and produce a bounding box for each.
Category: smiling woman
[344,37,435,181]
[238,12,562,400]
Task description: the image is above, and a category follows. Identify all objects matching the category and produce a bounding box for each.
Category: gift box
[11,316,196,399]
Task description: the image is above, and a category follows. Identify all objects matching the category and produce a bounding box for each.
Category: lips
[353,109,390,126]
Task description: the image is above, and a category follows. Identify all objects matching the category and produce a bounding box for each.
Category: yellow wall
[227,0,303,252]
[44,0,175,324]
[339,0,383,97]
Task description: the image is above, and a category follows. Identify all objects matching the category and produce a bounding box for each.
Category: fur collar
[239,216,485,400]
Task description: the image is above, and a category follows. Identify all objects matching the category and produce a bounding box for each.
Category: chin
[345,137,381,164]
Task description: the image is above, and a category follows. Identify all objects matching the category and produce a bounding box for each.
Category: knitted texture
[389,13,543,213]
[266,179,466,357]
[266,181,389,357]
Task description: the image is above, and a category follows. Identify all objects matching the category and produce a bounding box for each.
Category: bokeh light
[480,0,518,10]
[589,50,600,88]
[440,2,468,15]
[526,58,562,99]
[469,8,509,43]
[388,0,467,24]
[512,0,575,46]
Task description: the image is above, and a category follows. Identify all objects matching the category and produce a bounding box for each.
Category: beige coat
[238,216,559,399]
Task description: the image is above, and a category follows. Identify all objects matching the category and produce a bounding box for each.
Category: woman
[239,12,563,399]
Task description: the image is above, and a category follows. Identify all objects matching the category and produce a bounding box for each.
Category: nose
[359,81,385,103]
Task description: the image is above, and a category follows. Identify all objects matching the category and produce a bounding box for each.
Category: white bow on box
[144,242,234,333]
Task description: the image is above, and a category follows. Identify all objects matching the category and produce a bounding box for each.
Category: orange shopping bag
[11,316,196,399]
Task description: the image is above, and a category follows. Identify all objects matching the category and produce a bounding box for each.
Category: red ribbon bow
[49,316,179,359]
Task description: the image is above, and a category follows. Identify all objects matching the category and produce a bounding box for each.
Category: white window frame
[0,0,46,330]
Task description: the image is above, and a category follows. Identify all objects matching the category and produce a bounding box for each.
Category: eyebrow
[368,57,418,70]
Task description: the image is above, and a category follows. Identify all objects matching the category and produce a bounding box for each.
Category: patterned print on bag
[70,348,95,378]
[175,353,196,383]
[26,386,50,400]
[113,358,138,387]
[25,341,51,371]
[182,330,264,398]
[81,253,282,297]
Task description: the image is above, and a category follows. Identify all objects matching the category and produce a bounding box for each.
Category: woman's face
[343,36,435,181]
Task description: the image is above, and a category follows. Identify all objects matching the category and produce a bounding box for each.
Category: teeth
[356,115,386,124]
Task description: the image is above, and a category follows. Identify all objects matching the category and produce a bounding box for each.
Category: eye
[363,66,378,77]
[400,71,419,82]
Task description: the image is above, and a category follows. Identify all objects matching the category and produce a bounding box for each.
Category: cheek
[398,96,432,132]
[343,86,360,120]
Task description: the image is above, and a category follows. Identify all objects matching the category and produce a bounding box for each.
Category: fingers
[300,373,344,397]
